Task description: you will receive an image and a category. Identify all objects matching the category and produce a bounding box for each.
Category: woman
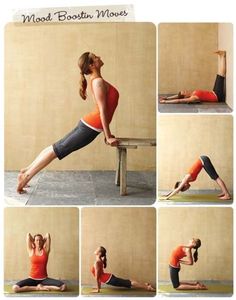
[160,50,226,104]
[12,233,66,293]
[169,238,207,290]
[17,52,119,193]
[91,246,155,293]
[163,155,231,200]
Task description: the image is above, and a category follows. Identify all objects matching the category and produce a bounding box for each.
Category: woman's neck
[91,69,102,78]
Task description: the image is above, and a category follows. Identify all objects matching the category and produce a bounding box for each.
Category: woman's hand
[104,135,119,146]
[159,99,166,103]
[91,288,100,293]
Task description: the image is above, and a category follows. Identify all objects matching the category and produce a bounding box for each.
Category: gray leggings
[53,121,100,160]
[16,277,64,288]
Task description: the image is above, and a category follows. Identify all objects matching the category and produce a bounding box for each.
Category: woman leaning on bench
[17,52,119,194]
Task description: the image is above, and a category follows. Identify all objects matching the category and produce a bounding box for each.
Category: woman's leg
[215,177,231,200]
[176,282,207,290]
[12,278,44,293]
[215,50,226,77]
[131,280,156,291]
[17,145,57,193]
[39,278,67,291]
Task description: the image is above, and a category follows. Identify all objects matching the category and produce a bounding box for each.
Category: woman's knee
[12,285,20,293]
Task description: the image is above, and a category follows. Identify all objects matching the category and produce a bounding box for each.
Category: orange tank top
[188,158,203,181]
[82,78,119,132]
[91,263,112,283]
[29,248,48,279]
[193,90,217,102]
[169,245,186,268]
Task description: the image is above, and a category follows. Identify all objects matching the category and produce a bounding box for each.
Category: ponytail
[193,249,198,262]
[78,52,94,100]
[193,238,201,263]
[79,72,87,100]
[102,254,107,268]
[99,246,107,268]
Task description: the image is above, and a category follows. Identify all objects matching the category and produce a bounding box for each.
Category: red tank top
[82,79,119,131]
[169,245,186,268]
[91,262,112,283]
[188,158,203,182]
[29,248,48,279]
[193,90,217,102]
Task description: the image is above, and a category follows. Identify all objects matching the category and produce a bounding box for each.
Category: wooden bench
[115,138,156,195]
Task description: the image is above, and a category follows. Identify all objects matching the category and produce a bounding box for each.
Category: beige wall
[158,115,233,190]
[218,23,233,109]
[81,207,156,286]
[5,22,156,171]
[159,207,233,281]
[158,23,218,93]
[4,207,79,280]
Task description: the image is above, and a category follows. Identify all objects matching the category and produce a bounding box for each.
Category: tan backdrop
[4,207,79,281]
[158,207,233,281]
[158,23,233,108]
[5,22,156,171]
[81,207,156,286]
[158,115,233,190]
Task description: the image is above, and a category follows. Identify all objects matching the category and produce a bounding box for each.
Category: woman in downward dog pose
[17,52,119,193]
[91,246,156,293]
[12,233,66,293]
[163,155,231,200]
[169,238,207,290]
[160,51,226,104]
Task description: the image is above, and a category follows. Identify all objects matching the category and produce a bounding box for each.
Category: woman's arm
[43,233,51,254]
[164,175,190,200]
[26,233,34,255]
[92,78,118,146]
[180,247,194,265]
[160,95,199,104]
[93,261,102,293]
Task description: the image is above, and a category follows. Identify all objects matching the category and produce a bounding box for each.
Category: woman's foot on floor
[17,172,30,194]
[219,194,231,200]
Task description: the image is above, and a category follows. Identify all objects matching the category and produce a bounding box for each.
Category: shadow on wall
[158,23,233,109]
[81,207,156,286]
[4,207,79,281]
[158,207,233,281]
[5,22,156,171]
[158,115,233,191]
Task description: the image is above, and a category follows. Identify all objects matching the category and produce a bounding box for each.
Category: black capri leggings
[200,155,219,180]
[213,75,225,102]
[15,277,64,288]
[169,265,180,288]
[53,120,100,160]
[106,274,132,288]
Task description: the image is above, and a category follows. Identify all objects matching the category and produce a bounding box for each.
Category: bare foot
[19,169,30,187]
[197,283,207,290]
[17,173,30,194]
[147,284,156,292]
[37,284,50,291]
[219,194,231,200]
[218,192,225,198]
[214,50,226,56]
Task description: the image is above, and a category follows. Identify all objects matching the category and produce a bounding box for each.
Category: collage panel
[158,115,233,204]
[158,23,233,113]
[4,22,156,206]
[158,207,233,296]
[81,207,156,296]
[4,207,79,296]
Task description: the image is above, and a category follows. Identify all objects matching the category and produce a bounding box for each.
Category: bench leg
[120,148,127,196]
[115,148,121,186]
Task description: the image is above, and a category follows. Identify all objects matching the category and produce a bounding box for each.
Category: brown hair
[193,239,201,263]
[99,246,107,268]
[78,52,94,100]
